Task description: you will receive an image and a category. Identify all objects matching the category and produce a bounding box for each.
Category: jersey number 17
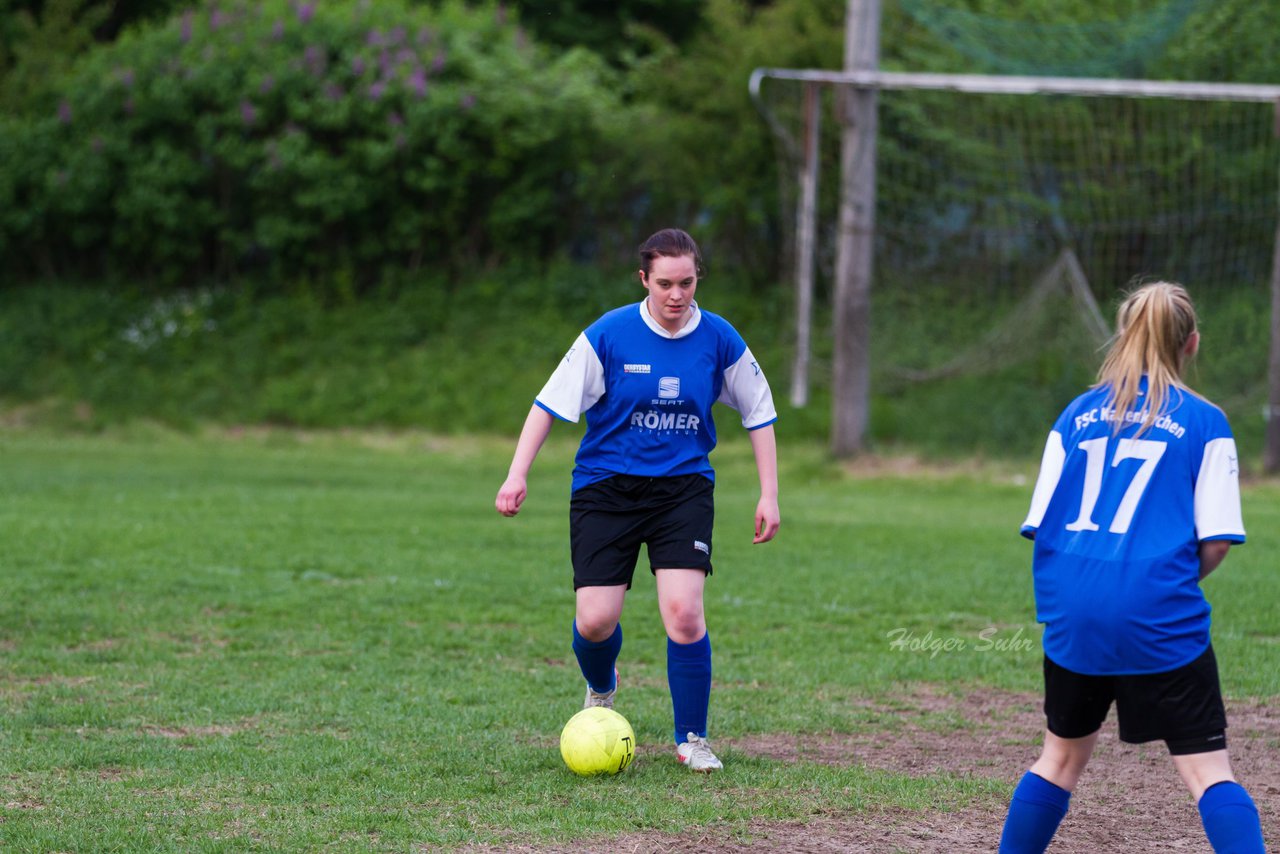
[1065,437,1167,535]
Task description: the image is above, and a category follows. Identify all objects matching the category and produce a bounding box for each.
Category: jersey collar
[639,299,702,339]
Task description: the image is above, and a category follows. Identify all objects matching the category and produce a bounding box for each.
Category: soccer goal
[750,66,1280,464]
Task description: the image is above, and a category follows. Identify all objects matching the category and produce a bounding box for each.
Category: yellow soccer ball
[559,707,636,776]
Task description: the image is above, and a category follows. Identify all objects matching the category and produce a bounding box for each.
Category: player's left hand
[753,496,780,544]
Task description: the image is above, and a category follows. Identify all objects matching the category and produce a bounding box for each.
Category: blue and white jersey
[535,301,777,492]
[1021,380,1245,675]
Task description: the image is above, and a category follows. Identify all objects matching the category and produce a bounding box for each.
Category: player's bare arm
[749,423,779,544]
[496,405,554,517]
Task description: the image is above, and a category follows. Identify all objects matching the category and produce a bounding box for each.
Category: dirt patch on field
[477,687,1280,853]
[731,686,1280,852]
[140,718,263,740]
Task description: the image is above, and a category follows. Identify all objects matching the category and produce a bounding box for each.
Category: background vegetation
[2,0,1278,456]
[2,275,1268,459]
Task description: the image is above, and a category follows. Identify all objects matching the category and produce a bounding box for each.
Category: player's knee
[661,602,705,642]
[575,615,619,642]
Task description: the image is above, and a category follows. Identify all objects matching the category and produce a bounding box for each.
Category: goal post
[750,67,1280,468]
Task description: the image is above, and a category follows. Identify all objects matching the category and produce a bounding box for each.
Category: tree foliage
[0,0,626,287]
[0,0,111,113]
[505,0,705,65]
[624,0,843,274]
[2,0,1279,289]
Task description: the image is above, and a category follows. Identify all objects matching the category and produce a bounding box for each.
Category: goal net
[753,71,1280,451]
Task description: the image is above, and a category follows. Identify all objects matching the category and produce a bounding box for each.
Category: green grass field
[2,427,1278,851]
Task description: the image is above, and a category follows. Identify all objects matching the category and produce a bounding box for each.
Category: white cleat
[582,669,618,709]
[676,733,723,772]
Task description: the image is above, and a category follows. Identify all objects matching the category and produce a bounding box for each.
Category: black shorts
[1043,645,1228,755]
[569,474,714,590]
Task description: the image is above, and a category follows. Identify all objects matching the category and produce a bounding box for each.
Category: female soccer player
[494,228,780,773]
[999,282,1265,852]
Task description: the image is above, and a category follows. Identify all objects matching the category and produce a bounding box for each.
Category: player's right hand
[495,476,528,517]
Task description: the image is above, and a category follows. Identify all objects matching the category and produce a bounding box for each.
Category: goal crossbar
[749,68,1280,104]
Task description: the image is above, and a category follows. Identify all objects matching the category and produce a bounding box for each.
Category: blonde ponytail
[1095,282,1198,435]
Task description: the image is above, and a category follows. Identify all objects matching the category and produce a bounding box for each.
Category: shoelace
[683,734,716,762]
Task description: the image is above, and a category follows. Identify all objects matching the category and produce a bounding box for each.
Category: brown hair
[639,228,702,278]
[1095,281,1199,434]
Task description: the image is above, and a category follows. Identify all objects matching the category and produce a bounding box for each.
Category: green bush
[1,0,625,287]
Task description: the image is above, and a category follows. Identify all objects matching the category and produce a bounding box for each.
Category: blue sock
[571,622,620,694]
[1199,780,1266,854]
[998,771,1071,854]
[667,632,711,745]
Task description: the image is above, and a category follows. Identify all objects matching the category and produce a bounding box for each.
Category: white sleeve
[1195,437,1245,541]
[534,333,605,423]
[1022,431,1066,536]
[717,347,777,429]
